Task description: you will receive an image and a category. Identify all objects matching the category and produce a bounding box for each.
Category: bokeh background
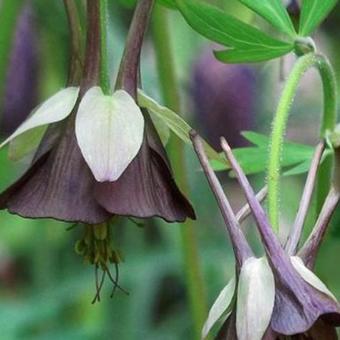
[0,0,340,339]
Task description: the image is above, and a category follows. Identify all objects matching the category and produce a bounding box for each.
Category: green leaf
[149,114,170,146]
[283,160,311,176]
[214,44,293,63]
[211,131,315,175]
[118,0,176,9]
[299,0,338,36]
[137,90,221,161]
[159,0,176,8]
[175,0,293,51]
[240,131,268,147]
[239,0,296,37]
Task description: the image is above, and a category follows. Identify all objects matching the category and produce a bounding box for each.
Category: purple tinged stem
[285,141,325,255]
[236,186,267,224]
[115,0,154,98]
[298,186,340,269]
[220,137,289,265]
[63,0,83,86]
[190,131,253,267]
[81,0,101,93]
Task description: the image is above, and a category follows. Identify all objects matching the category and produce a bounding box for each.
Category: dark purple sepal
[271,272,340,335]
[95,113,195,223]
[216,311,278,340]
[0,115,110,224]
[290,319,338,339]
[215,311,237,340]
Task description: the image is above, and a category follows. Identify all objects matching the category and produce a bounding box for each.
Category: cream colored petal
[76,87,144,182]
[202,276,236,339]
[0,87,79,149]
[236,257,275,340]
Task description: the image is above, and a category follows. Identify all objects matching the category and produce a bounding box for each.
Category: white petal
[236,257,275,340]
[291,256,337,301]
[76,87,144,182]
[0,87,79,149]
[202,276,236,339]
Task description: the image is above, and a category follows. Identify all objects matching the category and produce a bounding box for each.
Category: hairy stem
[151,4,207,338]
[267,53,337,232]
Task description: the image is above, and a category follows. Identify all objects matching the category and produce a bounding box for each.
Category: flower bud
[191,46,256,150]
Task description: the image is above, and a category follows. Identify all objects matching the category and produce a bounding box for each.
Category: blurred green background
[0,0,340,339]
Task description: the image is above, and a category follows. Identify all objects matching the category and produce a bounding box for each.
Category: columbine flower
[191,131,340,339]
[0,0,194,224]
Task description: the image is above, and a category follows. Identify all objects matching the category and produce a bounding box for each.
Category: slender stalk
[151,4,207,338]
[81,0,101,93]
[191,131,253,267]
[99,0,110,93]
[115,0,154,98]
[285,141,325,255]
[267,53,337,232]
[298,187,340,269]
[63,0,83,85]
[236,186,267,224]
[316,54,338,213]
[221,138,287,263]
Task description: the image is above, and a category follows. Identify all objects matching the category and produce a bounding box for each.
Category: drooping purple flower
[220,136,340,336]
[191,46,256,150]
[191,131,340,339]
[1,3,38,136]
[0,0,195,224]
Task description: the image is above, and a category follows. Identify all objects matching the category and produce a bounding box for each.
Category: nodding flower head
[191,131,340,339]
[0,0,195,225]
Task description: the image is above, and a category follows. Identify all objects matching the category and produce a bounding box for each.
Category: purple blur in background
[191,46,256,151]
[1,3,39,136]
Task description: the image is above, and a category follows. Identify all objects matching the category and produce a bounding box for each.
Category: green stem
[99,0,110,94]
[268,53,337,232]
[152,4,207,339]
[316,55,338,213]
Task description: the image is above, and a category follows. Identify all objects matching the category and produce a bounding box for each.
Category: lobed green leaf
[214,44,293,64]
[299,0,338,36]
[239,0,296,37]
[211,131,315,176]
[175,0,292,51]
